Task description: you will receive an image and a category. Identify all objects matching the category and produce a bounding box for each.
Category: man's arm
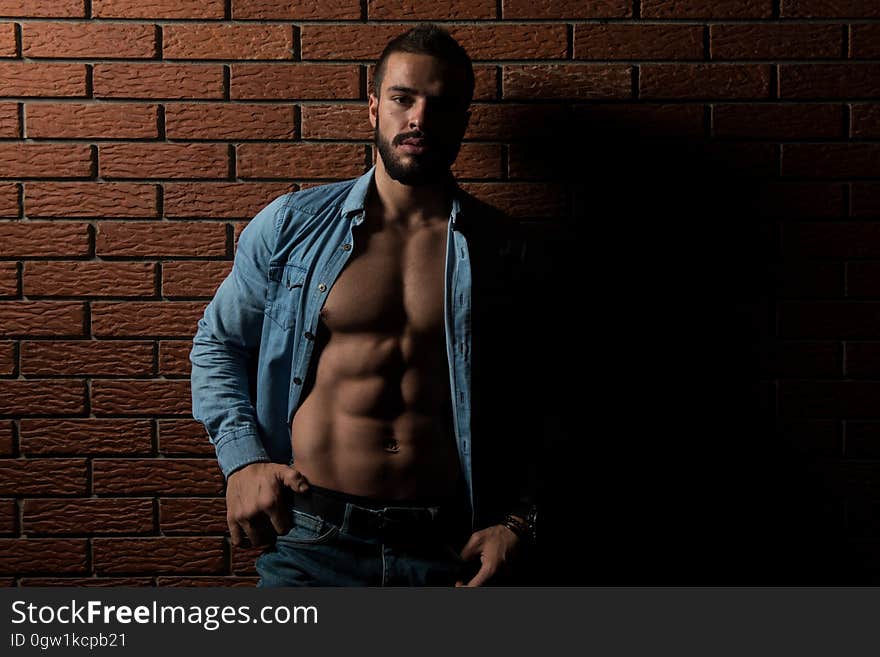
[190,194,309,547]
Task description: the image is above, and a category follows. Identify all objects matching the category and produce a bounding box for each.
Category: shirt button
[304,331,314,340]
[342,244,352,251]
[318,283,327,292]
[293,377,302,385]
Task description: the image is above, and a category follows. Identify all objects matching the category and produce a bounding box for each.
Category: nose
[408,98,427,131]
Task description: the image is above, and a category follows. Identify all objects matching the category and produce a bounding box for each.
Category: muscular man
[190,25,538,587]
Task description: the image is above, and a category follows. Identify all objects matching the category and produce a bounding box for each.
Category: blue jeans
[256,493,474,587]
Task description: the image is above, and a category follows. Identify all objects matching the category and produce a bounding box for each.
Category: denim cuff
[214,426,271,479]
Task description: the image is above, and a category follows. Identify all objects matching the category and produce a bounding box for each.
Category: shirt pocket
[265,262,307,330]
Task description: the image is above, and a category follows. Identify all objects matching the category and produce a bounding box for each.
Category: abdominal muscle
[289,326,461,502]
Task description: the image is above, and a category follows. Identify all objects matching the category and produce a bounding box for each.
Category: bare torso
[289,200,462,501]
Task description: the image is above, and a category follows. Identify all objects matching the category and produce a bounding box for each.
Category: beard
[374,116,460,186]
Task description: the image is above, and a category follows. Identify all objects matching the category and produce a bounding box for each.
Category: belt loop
[341,503,352,534]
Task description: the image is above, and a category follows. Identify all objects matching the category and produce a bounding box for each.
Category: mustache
[392,131,426,146]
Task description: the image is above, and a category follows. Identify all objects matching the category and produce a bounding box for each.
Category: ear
[368,92,379,129]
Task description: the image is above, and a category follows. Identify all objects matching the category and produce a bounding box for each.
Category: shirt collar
[341,166,466,230]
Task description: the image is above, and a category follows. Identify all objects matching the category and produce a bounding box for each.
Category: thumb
[280,465,310,493]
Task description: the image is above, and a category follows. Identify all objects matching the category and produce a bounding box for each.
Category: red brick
[775,261,842,298]
[705,142,776,177]
[0,261,15,296]
[0,1,84,17]
[91,379,191,416]
[0,302,84,337]
[0,22,14,57]
[778,420,840,457]
[159,419,213,455]
[853,183,880,217]
[780,380,880,417]
[0,422,12,455]
[0,498,14,534]
[231,544,262,575]
[101,143,228,180]
[26,183,157,218]
[781,0,880,17]
[162,261,231,299]
[450,143,503,179]
[0,459,87,495]
[20,577,152,586]
[23,21,156,58]
[851,25,880,59]
[24,498,154,534]
[0,380,85,416]
[714,103,843,139]
[0,182,17,217]
[91,301,204,338]
[92,0,224,18]
[97,222,226,258]
[0,102,18,137]
[465,104,565,140]
[159,340,191,376]
[780,302,880,339]
[159,576,257,587]
[0,144,91,179]
[472,66,497,101]
[27,102,159,138]
[641,65,772,100]
[783,144,880,178]
[575,103,705,137]
[370,0,494,19]
[0,539,88,574]
[784,222,880,258]
[233,0,360,19]
[575,25,703,60]
[460,182,564,218]
[848,263,880,298]
[165,103,295,141]
[846,343,880,379]
[94,63,224,100]
[0,63,86,97]
[712,24,841,59]
[301,105,372,140]
[164,183,295,219]
[231,64,360,100]
[21,340,154,376]
[303,24,566,61]
[853,105,880,139]
[94,537,224,574]
[503,65,631,100]
[23,262,156,298]
[769,341,841,378]
[0,342,13,375]
[643,0,772,17]
[237,143,364,180]
[164,24,293,60]
[20,418,152,456]
[0,222,89,257]
[503,0,630,18]
[94,458,222,494]
[758,181,845,218]
[780,65,880,99]
[160,497,225,533]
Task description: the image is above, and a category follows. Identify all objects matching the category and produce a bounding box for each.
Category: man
[190,24,538,587]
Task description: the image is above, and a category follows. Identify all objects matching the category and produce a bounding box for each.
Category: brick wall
[0,1,878,585]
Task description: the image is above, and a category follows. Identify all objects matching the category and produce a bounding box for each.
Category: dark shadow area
[506,107,862,585]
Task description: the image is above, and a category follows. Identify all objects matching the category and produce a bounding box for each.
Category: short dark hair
[373,24,475,107]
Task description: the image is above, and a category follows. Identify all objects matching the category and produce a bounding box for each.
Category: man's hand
[226,463,310,548]
[454,524,522,587]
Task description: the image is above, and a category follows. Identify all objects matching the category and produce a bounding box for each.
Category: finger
[266,499,292,536]
[242,516,275,548]
[281,466,310,493]
[459,533,482,561]
[466,561,496,588]
[455,581,464,587]
[228,518,245,547]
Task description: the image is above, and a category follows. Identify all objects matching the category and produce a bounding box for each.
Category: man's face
[369,52,470,186]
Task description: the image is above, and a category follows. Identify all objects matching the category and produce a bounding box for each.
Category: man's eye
[392,96,412,105]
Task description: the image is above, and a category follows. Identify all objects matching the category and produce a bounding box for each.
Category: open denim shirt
[190,167,535,530]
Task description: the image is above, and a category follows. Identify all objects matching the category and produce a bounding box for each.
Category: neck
[372,159,454,227]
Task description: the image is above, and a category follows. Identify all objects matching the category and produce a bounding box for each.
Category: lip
[398,141,427,155]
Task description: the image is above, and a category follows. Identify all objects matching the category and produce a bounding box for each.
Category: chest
[319,222,448,335]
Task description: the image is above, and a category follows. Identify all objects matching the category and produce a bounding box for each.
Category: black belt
[287,486,464,540]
